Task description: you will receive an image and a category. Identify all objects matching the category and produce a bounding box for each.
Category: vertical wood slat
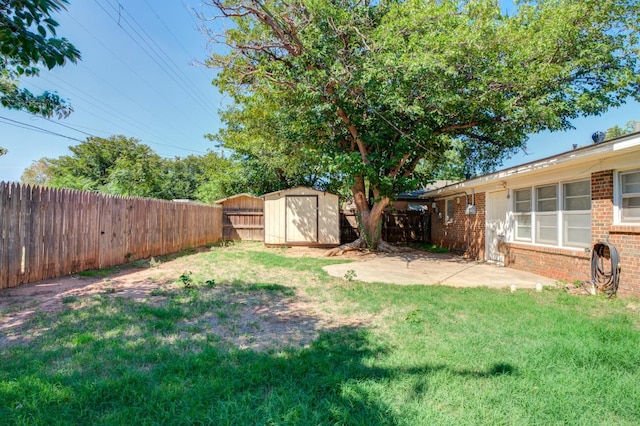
[0,183,7,286]
[1,183,222,289]
[7,184,20,287]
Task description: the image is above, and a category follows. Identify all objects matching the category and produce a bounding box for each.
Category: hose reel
[590,242,621,298]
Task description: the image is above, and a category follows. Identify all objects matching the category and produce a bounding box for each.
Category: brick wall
[503,243,590,284]
[430,193,485,259]
[429,170,640,298]
[503,170,640,297]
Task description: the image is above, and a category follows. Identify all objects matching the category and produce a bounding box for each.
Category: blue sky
[0,0,225,182]
[0,1,638,183]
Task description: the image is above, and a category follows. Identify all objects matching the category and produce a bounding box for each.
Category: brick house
[422,131,640,298]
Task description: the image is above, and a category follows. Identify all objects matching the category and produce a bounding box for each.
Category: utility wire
[90,0,207,128]
[65,11,207,144]
[95,0,216,121]
[36,75,204,154]
[121,2,217,116]
[0,115,85,142]
[144,0,214,82]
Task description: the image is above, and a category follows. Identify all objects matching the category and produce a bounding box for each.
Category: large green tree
[205,0,640,252]
[0,0,80,116]
[1,0,80,155]
[47,135,164,197]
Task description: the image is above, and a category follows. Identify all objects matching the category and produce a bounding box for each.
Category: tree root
[324,238,366,257]
[324,238,411,256]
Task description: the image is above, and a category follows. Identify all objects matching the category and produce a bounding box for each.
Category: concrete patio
[323,251,558,290]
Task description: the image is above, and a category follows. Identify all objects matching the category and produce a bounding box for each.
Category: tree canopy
[605,120,640,140]
[1,0,80,116]
[21,134,303,202]
[204,0,640,250]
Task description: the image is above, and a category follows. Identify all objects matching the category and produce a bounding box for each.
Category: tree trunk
[325,176,402,256]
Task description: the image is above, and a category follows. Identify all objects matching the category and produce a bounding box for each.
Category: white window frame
[510,179,591,248]
[535,184,558,245]
[562,179,591,248]
[618,169,640,223]
[513,188,532,242]
[445,199,454,222]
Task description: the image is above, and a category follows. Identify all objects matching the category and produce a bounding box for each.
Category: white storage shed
[262,187,340,247]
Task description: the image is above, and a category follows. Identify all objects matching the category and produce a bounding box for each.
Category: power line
[94,0,217,120]
[41,117,95,137]
[122,1,217,116]
[0,115,85,142]
[82,1,207,129]
[36,75,204,154]
[144,0,214,82]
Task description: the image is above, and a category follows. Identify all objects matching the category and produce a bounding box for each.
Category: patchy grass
[410,242,450,253]
[1,242,639,425]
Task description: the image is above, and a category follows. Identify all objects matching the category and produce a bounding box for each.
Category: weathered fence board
[340,210,431,244]
[0,183,222,289]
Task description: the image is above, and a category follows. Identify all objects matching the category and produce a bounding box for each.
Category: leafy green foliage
[205,0,640,246]
[19,157,53,185]
[605,120,640,140]
[21,134,291,201]
[0,0,80,117]
[46,135,163,196]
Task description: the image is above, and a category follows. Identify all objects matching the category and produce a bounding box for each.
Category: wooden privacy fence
[340,210,431,244]
[0,182,222,289]
[215,194,264,241]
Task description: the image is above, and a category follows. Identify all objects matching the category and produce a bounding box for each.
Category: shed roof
[213,193,261,204]
[261,186,337,199]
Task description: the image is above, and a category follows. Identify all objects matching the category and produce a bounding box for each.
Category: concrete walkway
[323,251,557,290]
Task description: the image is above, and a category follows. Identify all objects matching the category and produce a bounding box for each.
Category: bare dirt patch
[0,245,374,350]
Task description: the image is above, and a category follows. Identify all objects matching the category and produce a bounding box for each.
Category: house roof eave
[424,131,640,198]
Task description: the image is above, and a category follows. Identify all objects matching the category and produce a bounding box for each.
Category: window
[535,185,558,244]
[563,180,591,247]
[512,179,591,248]
[446,199,454,222]
[621,170,640,222]
[514,188,532,241]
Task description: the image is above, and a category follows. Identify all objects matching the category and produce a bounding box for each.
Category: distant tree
[158,152,236,202]
[605,120,640,140]
[1,0,80,118]
[48,135,163,196]
[20,157,54,185]
[205,0,640,253]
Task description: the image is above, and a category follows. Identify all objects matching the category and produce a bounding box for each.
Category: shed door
[486,190,507,264]
[285,195,318,243]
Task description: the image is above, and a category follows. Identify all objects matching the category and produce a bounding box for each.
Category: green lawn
[1,243,639,425]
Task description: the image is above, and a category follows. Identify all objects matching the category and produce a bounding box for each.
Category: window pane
[563,213,591,247]
[563,181,591,211]
[565,196,590,211]
[622,172,640,194]
[622,196,640,220]
[564,180,590,197]
[537,185,557,200]
[515,214,531,241]
[536,213,558,244]
[514,189,531,213]
[538,199,557,211]
[536,185,557,212]
[446,200,454,221]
